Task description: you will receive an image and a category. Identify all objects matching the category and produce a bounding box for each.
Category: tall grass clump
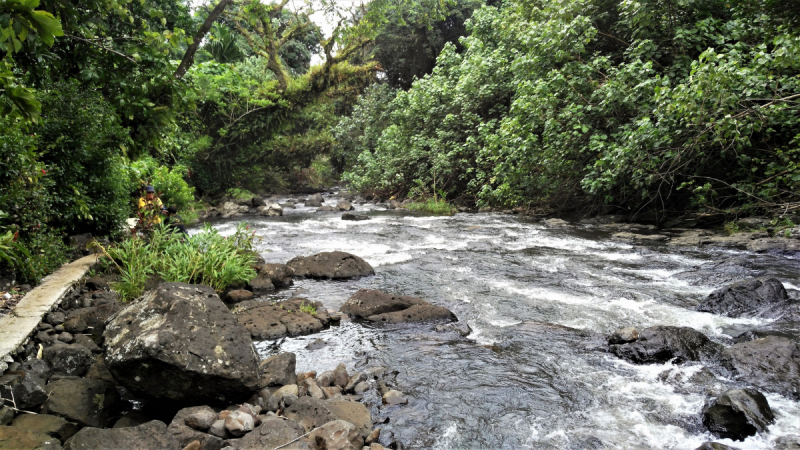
[407,198,457,215]
[104,223,258,302]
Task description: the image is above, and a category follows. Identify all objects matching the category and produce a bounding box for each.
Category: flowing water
[206,194,800,449]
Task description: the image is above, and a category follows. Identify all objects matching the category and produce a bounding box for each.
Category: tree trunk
[174,0,234,80]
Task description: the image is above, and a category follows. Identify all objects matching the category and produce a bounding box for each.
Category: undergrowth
[407,198,457,215]
[102,223,258,302]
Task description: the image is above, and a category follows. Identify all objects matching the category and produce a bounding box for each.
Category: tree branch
[64,34,137,63]
[175,0,235,79]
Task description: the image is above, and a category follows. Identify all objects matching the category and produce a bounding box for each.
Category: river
[209,193,800,449]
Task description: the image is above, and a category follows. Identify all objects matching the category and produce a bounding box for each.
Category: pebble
[57,332,74,343]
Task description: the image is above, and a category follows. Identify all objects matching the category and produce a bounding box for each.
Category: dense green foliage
[105,223,258,301]
[342,0,800,219]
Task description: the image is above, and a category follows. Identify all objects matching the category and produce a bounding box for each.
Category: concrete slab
[0,255,97,371]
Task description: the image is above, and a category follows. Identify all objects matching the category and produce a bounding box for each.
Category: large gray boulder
[609,326,722,364]
[340,289,456,324]
[64,420,180,450]
[720,336,800,399]
[703,388,774,441]
[42,377,119,428]
[287,252,374,280]
[696,278,800,321]
[103,283,260,404]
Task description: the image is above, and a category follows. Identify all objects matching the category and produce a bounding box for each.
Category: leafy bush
[407,198,457,215]
[36,81,132,236]
[128,157,196,213]
[0,117,68,283]
[343,0,800,218]
[104,223,258,302]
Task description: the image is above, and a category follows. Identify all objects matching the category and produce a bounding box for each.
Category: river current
[207,193,800,449]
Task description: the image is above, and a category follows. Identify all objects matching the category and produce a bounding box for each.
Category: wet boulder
[609,326,722,364]
[42,377,119,428]
[720,336,800,399]
[167,406,223,450]
[340,289,456,324]
[103,283,260,404]
[703,388,774,441]
[287,252,374,280]
[64,420,181,450]
[283,397,371,438]
[696,278,800,321]
[317,205,337,212]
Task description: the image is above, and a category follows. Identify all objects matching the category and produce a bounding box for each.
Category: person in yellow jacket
[137,186,166,229]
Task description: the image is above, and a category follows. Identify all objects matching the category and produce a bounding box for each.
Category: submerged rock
[720,336,800,399]
[103,283,260,404]
[64,420,181,450]
[609,326,722,364]
[340,289,456,324]
[342,213,369,221]
[703,388,774,441]
[287,252,375,280]
[696,278,800,321]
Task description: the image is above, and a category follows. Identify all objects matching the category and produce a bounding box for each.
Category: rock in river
[703,388,774,441]
[609,326,722,364]
[287,251,375,280]
[340,289,456,324]
[720,336,800,399]
[103,283,260,404]
[42,377,119,428]
[234,299,329,340]
[696,278,800,321]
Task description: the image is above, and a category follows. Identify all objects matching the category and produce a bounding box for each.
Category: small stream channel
[202,193,800,449]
